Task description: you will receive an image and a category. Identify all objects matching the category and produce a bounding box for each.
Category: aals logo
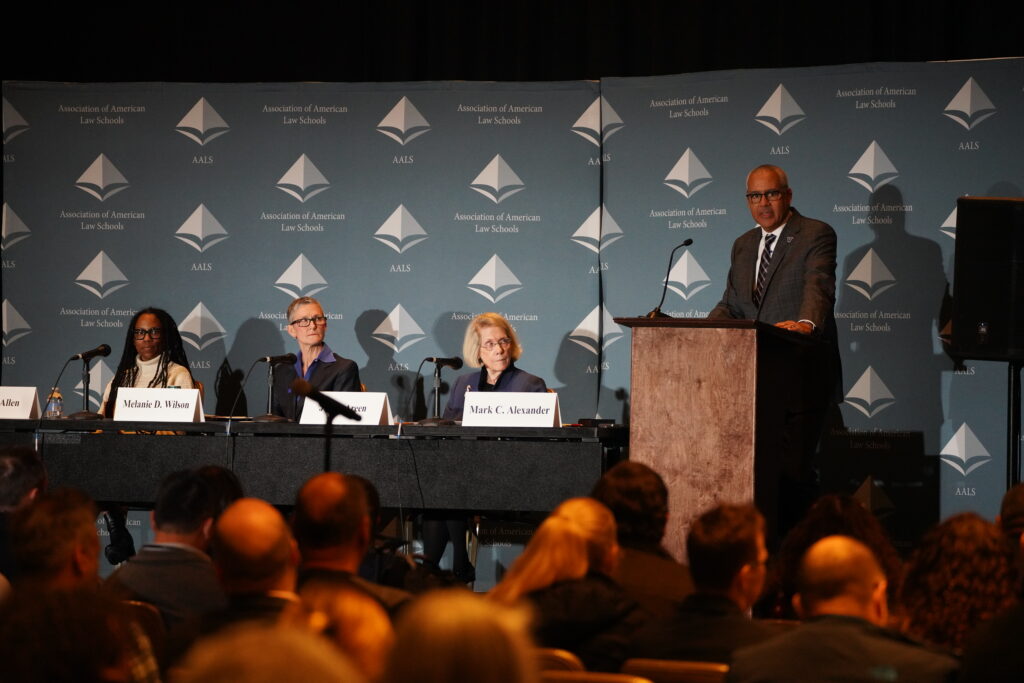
[372,305,426,353]
[179,303,227,351]
[754,84,806,135]
[844,366,895,418]
[569,305,623,355]
[467,254,522,303]
[175,98,230,145]
[374,205,428,254]
[845,249,896,301]
[848,142,898,192]
[376,97,431,145]
[663,149,712,199]
[175,205,229,253]
[75,154,129,201]
[2,204,31,250]
[276,155,330,203]
[275,255,327,298]
[940,206,957,240]
[943,78,996,131]
[470,155,524,204]
[2,98,29,144]
[665,250,711,300]
[75,251,129,299]
[571,206,623,254]
[571,97,624,146]
[940,423,992,476]
[75,359,113,410]
[2,300,31,347]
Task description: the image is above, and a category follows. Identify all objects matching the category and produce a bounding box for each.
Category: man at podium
[709,164,841,532]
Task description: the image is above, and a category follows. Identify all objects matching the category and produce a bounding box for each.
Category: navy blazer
[271,347,361,420]
[442,362,547,420]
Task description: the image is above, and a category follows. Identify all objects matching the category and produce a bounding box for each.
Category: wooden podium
[616,318,810,560]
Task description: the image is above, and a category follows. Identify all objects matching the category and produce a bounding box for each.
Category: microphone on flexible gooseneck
[645,238,694,318]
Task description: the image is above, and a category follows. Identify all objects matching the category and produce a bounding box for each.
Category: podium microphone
[645,239,693,318]
[424,356,463,370]
[70,344,111,361]
[291,378,362,421]
[259,353,297,365]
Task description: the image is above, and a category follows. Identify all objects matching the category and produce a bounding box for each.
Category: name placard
[299,392,392,425]
[113,388,204,422]
[0,387,41,419]
[462,391,561,427]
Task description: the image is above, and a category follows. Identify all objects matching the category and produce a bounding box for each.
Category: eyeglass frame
[132,327,164,340]
[288,315,328,328]
[481,337,513,351]
[745,188,789,203]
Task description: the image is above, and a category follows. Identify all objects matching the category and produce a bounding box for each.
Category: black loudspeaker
[951,197,1024,361]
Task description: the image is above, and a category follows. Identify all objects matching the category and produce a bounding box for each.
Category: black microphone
[645,239,694,318]
[259,353,297,365]
[70,344,111,361]
[424,356,463,370]
[291,378,361,421]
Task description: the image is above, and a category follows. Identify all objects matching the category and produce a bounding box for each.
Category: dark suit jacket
[709,207,842,402]
[709,208,837,332]
[614,544,695,620]
[103,543,226,629]
[526,572,649,673]
[728,615,959,683]
[271,345,362,419]
[297,566,412,620]
[629,592,781,664]
[442,362,547,420]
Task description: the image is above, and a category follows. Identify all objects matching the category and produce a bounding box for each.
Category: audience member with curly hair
[897,512,1018,651]
[759,494,901,618]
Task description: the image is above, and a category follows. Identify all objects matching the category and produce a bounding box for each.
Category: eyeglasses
[132,327,163,340]
[481,338,512,351]
[289,315,327,327]
[745,188,787,203]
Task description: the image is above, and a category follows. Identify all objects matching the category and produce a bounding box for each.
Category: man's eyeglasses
[289,315,327,327]
[745,189,787,203]
[133,327,163,340]
[482,338,512,351]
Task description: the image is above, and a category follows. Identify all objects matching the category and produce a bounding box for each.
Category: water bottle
[44,387,63,418]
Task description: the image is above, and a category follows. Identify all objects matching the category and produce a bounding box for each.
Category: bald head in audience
[213,498,297,594]
[293,473,371,571]
[794,535,888,625]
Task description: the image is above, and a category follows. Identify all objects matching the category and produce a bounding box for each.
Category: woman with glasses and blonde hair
[442,312,546,420]
[273,296,362,420]
[100,307,195,417]
[425,312,547,583]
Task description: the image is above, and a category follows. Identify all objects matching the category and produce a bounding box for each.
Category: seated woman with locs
[273,296,362,420]
[442,312,546,420]
[101,307,195,417]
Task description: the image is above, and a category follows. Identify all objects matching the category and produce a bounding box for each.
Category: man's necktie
[753,233,776,307]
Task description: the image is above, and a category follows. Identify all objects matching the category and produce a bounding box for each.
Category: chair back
[541,672,653,683]
[621,659,728,683]
[535,648,586,671]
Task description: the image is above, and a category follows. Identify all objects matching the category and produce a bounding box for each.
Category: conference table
[0,419,627,511]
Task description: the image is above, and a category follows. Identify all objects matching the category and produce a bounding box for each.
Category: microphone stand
[253,362,290,423]
[68,357,103,420]
[418,361,455,426]
[645,239,693,318]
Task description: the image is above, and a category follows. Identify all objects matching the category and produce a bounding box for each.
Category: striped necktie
[753,233,776,307]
